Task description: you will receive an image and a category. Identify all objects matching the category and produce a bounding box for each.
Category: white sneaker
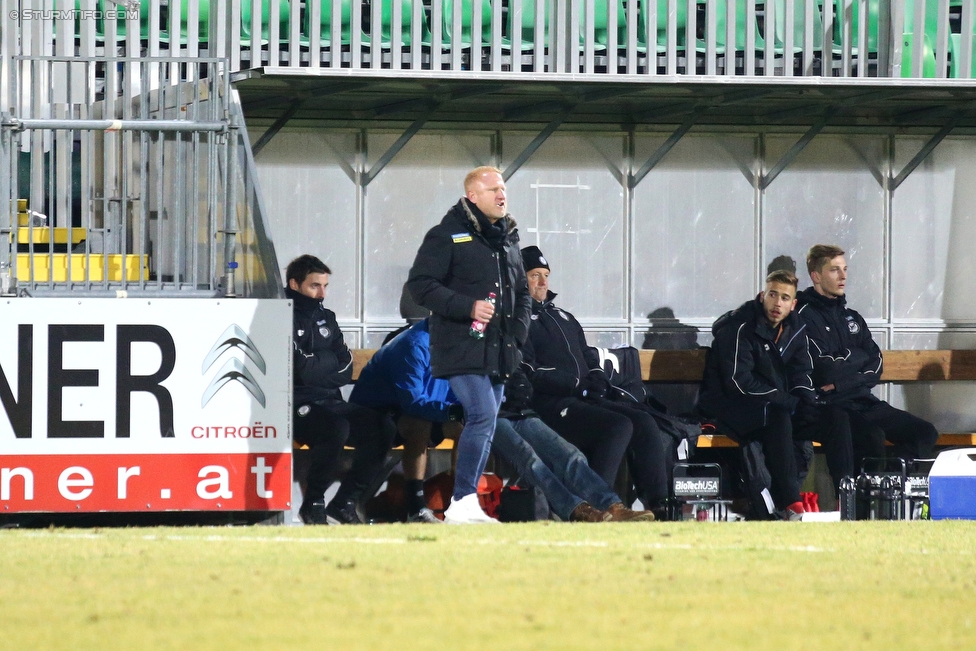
[443,493,499,524]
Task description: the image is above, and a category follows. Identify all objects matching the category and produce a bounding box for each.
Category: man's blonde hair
[464,166,503,194]
[806,244,845,275]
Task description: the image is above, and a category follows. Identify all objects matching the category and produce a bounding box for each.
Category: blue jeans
[449,375,504,500]
[492,416,621,520]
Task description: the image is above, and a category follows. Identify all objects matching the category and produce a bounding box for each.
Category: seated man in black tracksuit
[697,270,813,520]
[794,244,938,470]
[519,246,672,517]
[286,254,397,525]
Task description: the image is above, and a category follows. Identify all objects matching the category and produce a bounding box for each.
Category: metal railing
[2,1,973,80]
[0,55,281,297]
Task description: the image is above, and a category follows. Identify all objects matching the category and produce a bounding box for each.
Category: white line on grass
[143,534,407,544]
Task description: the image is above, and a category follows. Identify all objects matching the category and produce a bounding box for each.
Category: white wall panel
[634,135,757,323]
[892,137,976,322]
[503,134,627,320]
[764,135,886,318]
[254,131,359,319]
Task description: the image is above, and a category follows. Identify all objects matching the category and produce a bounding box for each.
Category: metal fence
[2,0,973,79]
[0,55,281,297]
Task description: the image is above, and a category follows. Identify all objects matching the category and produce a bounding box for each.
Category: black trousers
[844,400,938,466]
[739,406,802,511]
[795,400,937,482]
[792,405,872,489]
[294,400,396,505]
[536,397,671,504]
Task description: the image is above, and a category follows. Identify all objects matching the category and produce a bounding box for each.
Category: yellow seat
[17,253,149,282]
[12,227,87,246]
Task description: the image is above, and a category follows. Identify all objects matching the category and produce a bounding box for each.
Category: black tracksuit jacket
[287,287,353,405]
[407,198,531,380]
[794,287,882,407]
[698,297,815,437]
[521,290,602,408]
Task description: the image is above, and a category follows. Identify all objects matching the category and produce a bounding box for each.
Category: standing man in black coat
[795,244,937,468]
[697,270,813,520]
[286,255,396,525]
[407,166,532,524]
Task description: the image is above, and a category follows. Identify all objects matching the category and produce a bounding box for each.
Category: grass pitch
[1,521,974,651]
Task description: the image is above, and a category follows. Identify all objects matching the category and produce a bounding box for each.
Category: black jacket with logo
[795,286,882,406]
[521,290,603,408]
[287,287,352,405]
[697,297,815,437]
[407,198,531,379]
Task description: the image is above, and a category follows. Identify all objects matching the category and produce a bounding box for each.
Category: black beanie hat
[521,245,550,272]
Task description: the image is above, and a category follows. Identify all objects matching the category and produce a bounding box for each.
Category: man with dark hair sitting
[697,270,813,520]
[286,254,396,525]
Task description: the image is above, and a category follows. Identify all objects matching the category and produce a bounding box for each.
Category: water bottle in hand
[469,292,497,339]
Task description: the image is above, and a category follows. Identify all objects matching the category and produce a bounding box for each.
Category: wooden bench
[348,348,976,450]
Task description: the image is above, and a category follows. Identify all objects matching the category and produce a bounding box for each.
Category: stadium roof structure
[234,68,976,131]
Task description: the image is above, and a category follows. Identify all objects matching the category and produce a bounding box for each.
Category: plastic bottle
[855,473,873,520]
[469,292,497,340]
[838,475,856,521]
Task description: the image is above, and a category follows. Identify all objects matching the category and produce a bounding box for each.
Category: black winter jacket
[795,287,882,406]
[697,297,815,437]
[287,287,353,405]
[521,290,603,408]
[407,198,531,379]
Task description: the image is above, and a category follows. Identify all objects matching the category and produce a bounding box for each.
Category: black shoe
[299,500,327,525]
[325,499,364,525]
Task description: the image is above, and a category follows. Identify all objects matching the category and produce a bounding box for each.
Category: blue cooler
[929,448,976,520]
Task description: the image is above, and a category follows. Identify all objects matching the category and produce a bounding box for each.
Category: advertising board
[0,298,292,513]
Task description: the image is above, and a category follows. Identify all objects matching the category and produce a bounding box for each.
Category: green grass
[2,521,974,650]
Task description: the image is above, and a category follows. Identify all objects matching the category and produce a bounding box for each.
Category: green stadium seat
[584,0,628,51]
[830,0,880,56]
[901,0,940,78]
[380,0,431,48]
[509,0,549,51]
[642,0,765,56]
[301,0,367,47]
[179,0,211,45]
[441,0,497,48]
[241,0,294,47]
[81,0,154,41]
[770,0,824,54]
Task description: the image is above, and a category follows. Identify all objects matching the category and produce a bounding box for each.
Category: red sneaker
[784,501,806,521]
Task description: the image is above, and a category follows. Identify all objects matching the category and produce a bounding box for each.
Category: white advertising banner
[0,298,292,513]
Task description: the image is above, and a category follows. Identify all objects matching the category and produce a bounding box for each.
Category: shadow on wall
[641,307,701,417]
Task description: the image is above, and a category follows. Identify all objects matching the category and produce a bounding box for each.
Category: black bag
[498,485,543,522]
[594,345,701,457]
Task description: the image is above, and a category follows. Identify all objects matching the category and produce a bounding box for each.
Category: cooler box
[928,448,976,520]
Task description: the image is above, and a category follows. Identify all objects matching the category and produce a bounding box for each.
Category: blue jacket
[349,320,457,422]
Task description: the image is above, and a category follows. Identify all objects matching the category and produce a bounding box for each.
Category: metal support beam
[891,118,959,191]
[631,89,770,124]
[502,109,571,182]
[361,110,437,187]
[759,112,833,190]
[251,99,304,157]
[627,117,696,190]
[3,118,226,132]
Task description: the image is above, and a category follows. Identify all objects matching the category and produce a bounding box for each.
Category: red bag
[477,473,503,519]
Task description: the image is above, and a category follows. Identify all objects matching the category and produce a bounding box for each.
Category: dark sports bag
[594,345,700,460]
